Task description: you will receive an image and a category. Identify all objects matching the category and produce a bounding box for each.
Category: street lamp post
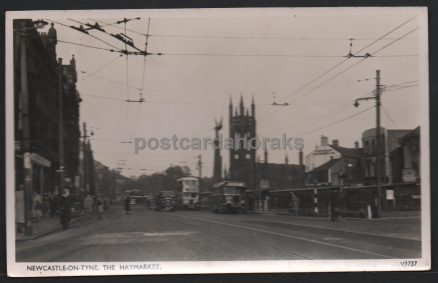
[354,70,382,218]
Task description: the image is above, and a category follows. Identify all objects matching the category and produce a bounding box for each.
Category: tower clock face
[245,153,251,159]
[234,154,239,160]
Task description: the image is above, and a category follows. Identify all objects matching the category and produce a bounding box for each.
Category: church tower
[229,95,256,189]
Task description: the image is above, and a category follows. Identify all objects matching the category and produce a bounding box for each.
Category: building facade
[305,136,345,172]
[400,127,420,183]
[14,20,82,228]
[306,138,363,187]
[362,127,412,185]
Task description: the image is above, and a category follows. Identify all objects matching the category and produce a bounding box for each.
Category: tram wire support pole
[375,70,382,218]
[353,70,382,218]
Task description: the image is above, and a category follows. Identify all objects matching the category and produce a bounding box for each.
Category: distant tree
[163,165,191,191]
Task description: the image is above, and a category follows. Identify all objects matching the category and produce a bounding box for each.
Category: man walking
[96,196,104,220]
[329,189,341,221]
[59,189,73,229]
[83,194,93,220]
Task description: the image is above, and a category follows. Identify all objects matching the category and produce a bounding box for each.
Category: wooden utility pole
[375,70,382,218]
[353,69,383,218]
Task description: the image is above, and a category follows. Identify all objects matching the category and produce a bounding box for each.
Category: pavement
[15,205,421,262]
[15,214,86,242]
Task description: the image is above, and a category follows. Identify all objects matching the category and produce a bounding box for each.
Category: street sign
[23,152,31,169]
[386,189,394,200]
[30,153,51,167]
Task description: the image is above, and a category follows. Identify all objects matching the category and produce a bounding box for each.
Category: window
[223,187,236,194]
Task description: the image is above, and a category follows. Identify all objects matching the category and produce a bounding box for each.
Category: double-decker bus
[210,180,247,213]
[176,177,200,209]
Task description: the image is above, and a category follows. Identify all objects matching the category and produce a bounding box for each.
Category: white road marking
[82,231,195,245]
[323,237,343,241]
[177,215,394,259]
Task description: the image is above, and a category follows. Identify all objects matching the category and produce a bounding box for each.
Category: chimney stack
[299,150,303,166]
[332,139,339,147]
[320,135,329,146]
[354,141,359,148]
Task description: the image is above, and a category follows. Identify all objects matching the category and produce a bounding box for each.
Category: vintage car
[155,191,177,212]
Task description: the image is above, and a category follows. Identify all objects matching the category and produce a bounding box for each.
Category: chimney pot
[354,141,359,148]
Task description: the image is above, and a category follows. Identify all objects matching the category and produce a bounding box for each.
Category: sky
[35,8,424,178]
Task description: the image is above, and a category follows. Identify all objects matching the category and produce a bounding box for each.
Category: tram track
[176,214,395,259]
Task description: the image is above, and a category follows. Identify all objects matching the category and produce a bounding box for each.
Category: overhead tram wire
[261,85,378,137]
[160,53,343,58]
[262,89,376,136]
[49,18,123,52]
[89,18,147,36]
[82,94,125,102]
[57,39,122,53]
[131,17,151,141]
[57,38,417,59]
[382,106,399,129]
[148,33,417,41]
[78,70,143,91]
[297,106,374,137]
[287,15,418,102]
[381,84,419,94]
[287,26,419,105]
[140,18,151,91]
[79,54,123,83]
[67,18,146,55]
[265,30,418,135]
[382,80,420,88]
[82,94,352,105]
[122,18,132,142]
[257,15,418,121]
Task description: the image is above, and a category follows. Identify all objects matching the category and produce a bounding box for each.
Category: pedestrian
[329,189,341,221]
[59,189,73,229]
[125,195,131,215]
[289,192,300,216]
[96,196,104,220]
[48,192,55,218]
[83,194,93,220]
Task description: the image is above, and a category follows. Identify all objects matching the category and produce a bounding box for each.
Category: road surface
[16,205,421,262]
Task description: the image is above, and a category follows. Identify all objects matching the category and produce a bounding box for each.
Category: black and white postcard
[5,7,430,276]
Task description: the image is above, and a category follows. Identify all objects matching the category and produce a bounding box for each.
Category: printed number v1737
[401,260,417,267]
